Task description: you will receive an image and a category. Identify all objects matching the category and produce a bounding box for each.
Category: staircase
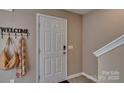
[94,35,124,83]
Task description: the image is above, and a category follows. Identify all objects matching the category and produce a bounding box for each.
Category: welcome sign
[0,27,29,33]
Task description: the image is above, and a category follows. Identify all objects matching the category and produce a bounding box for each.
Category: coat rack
[0,27,30,39]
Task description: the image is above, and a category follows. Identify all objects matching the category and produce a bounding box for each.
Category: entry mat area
[59,80,70,83]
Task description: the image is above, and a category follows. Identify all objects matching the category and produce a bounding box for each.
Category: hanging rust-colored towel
[16,36,26,78]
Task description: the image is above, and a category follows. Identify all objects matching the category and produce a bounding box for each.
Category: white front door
[37,14,67,83]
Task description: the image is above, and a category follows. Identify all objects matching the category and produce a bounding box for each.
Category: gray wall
[82,10,124,79]
[0,9,82,83]
[98,45,124,83]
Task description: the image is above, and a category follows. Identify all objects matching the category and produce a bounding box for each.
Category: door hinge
[38,49,41,54]
[38,23,40,28]
[38,75,40,80]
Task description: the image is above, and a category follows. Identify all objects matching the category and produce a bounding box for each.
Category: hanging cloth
[0,37,19,70]
[16,36,26,78]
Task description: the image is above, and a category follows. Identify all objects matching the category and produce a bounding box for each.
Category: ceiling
[65,9,95,15]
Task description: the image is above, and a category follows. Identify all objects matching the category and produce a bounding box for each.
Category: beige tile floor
[68,75,95,83]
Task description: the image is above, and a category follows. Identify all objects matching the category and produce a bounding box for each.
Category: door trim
[36,13,68,83]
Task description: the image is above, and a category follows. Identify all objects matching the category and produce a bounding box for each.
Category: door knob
[63,45,66,50]
[63,45,66,55]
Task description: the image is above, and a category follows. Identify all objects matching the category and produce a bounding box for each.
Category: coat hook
[1,31,3,39]
[8,32,10,38]
[21,33,23,38]
[15,33,17,39]
[27,32,29,39]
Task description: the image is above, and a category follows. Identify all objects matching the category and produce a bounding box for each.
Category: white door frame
[36,13,68,83]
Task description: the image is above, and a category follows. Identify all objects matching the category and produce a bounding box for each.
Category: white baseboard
[66,72,98,83]
[82,72,98,83]
[67,72,83,80]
